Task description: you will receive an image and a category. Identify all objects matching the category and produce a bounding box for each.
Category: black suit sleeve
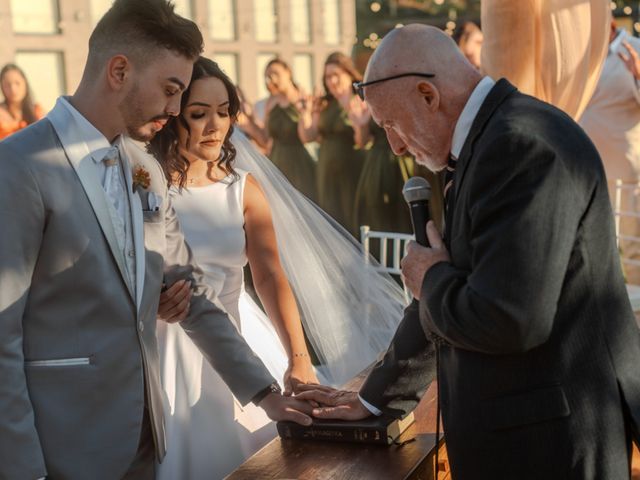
[422,132,593,354]
[359,300,437,418]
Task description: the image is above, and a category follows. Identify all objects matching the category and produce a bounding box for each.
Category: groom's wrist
[252,382,282,406]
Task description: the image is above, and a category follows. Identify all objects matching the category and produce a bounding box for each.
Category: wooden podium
[227,375,449,480]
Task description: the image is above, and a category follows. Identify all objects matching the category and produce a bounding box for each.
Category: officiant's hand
[401,221,450,299]
[295,384,371,421]
[258,393,314,425]
[157,280,192,323]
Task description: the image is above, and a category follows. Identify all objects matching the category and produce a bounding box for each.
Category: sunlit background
[0,0,638,111]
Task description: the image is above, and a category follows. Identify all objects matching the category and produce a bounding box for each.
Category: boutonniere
[132,166,151,193]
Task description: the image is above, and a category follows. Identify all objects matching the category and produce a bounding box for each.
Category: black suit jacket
[360,79,640,479]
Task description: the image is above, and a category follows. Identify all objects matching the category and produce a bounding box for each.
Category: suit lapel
[47,102,134,301]
[453,79,518,203]
[120,140,146,313]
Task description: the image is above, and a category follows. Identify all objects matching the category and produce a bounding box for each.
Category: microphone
[402,177,431,247]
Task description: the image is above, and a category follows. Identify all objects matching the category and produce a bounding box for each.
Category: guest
[253,74,278,126]
[480,0,609,119]
[298,52,365,235]
[263,58,316,201]
[580,20,640,283]
[0,64,43,139]
[452,21,483,70]
[298,25,640,479]
[235,85,269,152]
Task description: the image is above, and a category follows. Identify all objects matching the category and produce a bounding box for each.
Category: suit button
[138,321,144,332]
[128,250,135,258]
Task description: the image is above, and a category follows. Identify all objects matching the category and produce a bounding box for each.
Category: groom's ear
[106,54,131,92]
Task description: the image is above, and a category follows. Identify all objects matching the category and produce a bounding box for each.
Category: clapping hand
[294,384,372,421]
[619,41,640,81]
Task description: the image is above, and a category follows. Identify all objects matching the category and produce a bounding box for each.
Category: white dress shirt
[58,97,137,294]
[358,76,496,416]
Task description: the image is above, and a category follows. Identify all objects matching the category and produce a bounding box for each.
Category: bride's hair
[148,56,240,189]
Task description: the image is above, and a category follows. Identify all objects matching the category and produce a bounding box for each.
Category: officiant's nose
[386,128,408,156]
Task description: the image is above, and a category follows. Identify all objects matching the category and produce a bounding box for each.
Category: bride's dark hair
[148,56,240,189]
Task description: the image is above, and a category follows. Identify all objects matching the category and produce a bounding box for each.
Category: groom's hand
[258,393,314,426]
[295,384,371,421]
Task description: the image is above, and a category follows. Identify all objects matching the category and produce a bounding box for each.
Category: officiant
[297,24,640,479]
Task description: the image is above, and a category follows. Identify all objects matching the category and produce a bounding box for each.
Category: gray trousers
[121,407,155,480]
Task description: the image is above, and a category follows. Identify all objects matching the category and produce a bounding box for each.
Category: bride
[148,57,407,480]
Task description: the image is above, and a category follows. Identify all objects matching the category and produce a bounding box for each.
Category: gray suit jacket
[0,101,274,480]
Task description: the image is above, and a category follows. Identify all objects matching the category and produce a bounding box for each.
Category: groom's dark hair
[86,0,203,74]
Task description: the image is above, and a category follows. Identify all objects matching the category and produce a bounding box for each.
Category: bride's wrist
[289,352,310,365]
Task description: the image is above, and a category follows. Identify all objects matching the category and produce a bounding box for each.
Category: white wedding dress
[156,169,292,480]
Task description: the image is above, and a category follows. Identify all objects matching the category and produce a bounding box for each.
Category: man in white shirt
[0,1,311,479]
[580,20,640,283]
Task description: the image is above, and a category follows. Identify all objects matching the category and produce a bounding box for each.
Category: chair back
[360,226,413,304]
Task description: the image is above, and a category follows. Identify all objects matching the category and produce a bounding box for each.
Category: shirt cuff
[358,394,383,416]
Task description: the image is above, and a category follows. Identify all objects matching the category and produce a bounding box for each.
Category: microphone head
[402,176,431,204]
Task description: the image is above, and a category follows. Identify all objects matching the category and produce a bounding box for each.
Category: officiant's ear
[106,54,131,91]
[417,81,439,113]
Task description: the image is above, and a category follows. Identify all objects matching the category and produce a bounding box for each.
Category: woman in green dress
[298,52,365,235]
[261,59,317,201]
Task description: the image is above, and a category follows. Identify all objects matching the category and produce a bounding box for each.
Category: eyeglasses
[352,73,436,101]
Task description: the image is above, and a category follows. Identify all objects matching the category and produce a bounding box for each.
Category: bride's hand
[157,279,192,323]
[283,356,319,396]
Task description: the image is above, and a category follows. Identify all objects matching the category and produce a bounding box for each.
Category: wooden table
[229,302,640,479]
[227,377,448,480]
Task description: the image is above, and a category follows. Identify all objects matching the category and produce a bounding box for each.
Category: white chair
[613,180,640,314]
[360,225,414,304]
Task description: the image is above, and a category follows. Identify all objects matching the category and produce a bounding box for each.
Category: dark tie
[443,153,457,207]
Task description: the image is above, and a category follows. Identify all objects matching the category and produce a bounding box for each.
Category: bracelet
[292,352,309,358]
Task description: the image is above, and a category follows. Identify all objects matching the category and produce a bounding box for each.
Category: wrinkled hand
[295,384,371,421]
[157,279,192,323]
[258,392,314,425]
[401,221,450,299]
[283,358,319,396]
[619,41,640,81]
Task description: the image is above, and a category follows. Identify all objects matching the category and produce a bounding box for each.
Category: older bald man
[297,24,640,479]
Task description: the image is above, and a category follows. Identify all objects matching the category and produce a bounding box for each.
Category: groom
[0,1,311,479]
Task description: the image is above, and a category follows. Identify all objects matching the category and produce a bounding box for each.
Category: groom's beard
[119,83,169,142]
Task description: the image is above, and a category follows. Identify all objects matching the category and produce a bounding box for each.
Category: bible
[276,412,415,445]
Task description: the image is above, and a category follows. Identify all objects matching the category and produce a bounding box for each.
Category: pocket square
[139,190,163,212]
[147,191,163,211]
